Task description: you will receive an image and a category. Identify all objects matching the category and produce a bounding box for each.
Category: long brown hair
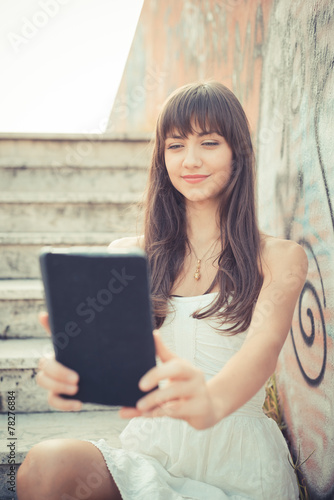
[137,80,263,334]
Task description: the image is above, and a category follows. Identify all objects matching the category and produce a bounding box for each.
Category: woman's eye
[167,144,182,150]
[203,141,219,146]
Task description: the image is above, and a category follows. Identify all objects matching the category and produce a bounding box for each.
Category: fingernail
[139,378,149,390]
[68,373,78,383]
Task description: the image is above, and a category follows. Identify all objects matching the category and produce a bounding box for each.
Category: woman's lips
[182,175,209,184]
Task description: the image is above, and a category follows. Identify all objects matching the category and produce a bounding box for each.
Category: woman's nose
[182,146,202,168]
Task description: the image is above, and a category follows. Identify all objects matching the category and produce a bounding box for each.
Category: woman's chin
[184,192,216,204]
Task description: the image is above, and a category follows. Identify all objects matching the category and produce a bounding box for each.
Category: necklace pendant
[194,259,201,280]
[189,239,219,282]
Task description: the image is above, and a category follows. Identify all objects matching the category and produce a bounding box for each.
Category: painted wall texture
[106,0,272,139]
[257,2,334,499]
[107,1,334,498]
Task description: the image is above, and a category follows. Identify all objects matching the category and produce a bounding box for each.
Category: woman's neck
[185,201,221,250]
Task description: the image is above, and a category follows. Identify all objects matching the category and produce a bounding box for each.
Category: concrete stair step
[0,232,127,245]
[0,134,151,168]
[1,164,148,194]
[0,338,63,413]
[0,279,47,339]
[0,191,141,204]
[0,192,143,233]
[0,409,130,500]
[0,232,133,279]
[0,338,124,413]
[0,338,57,370]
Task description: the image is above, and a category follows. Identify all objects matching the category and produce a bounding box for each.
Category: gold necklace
[188,237,220,281]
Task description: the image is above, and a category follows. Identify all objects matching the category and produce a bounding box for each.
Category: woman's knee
[17,439,62,499]
[17,438,121,500]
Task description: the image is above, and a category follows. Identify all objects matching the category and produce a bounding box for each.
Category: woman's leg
[16,438,122,500]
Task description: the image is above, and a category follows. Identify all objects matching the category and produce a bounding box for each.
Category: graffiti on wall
[257,1,334,498]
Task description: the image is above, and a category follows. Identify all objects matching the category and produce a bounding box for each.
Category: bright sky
[0,0,144,134]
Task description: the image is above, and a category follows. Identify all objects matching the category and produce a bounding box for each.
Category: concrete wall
[107,1,334,498]
[257,2,334,499]
[105,0,272,140]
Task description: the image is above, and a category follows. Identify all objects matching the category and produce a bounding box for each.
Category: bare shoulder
[259,233,308,283]
[108,235,145,250]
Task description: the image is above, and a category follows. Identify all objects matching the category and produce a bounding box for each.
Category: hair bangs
[158,83,232,145]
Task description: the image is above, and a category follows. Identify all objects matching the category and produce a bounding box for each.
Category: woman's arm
[120,238,308,429]
[207,238,308,421]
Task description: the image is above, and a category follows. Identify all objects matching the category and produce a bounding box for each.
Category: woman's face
[164,122,233,205]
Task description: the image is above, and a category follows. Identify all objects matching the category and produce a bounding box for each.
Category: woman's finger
[118,407,142,419]
[47,392,82,412]
[140,398,202,421]
[139,358,200,391]
[37,353,54,370]
[38,356,79,385]
[139,401,181,419]
[36,370,79,396]
[136,379,196,412]
[38,311,52,336]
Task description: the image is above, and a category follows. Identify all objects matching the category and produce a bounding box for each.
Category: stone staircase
[0,132,152,499]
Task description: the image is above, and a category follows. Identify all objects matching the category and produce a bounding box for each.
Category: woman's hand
[119,330,220,430]
[36,312,82,411]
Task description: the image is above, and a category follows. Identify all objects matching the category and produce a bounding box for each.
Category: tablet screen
[39,246,157,407]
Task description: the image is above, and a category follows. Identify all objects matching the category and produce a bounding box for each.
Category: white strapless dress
[83,293,299,499]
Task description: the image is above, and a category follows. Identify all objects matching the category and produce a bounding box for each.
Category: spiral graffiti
[290,239,327,386]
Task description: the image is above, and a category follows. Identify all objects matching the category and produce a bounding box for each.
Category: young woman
[17,81,307,499]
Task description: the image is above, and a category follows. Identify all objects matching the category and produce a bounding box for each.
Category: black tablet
[39,246,157,407]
